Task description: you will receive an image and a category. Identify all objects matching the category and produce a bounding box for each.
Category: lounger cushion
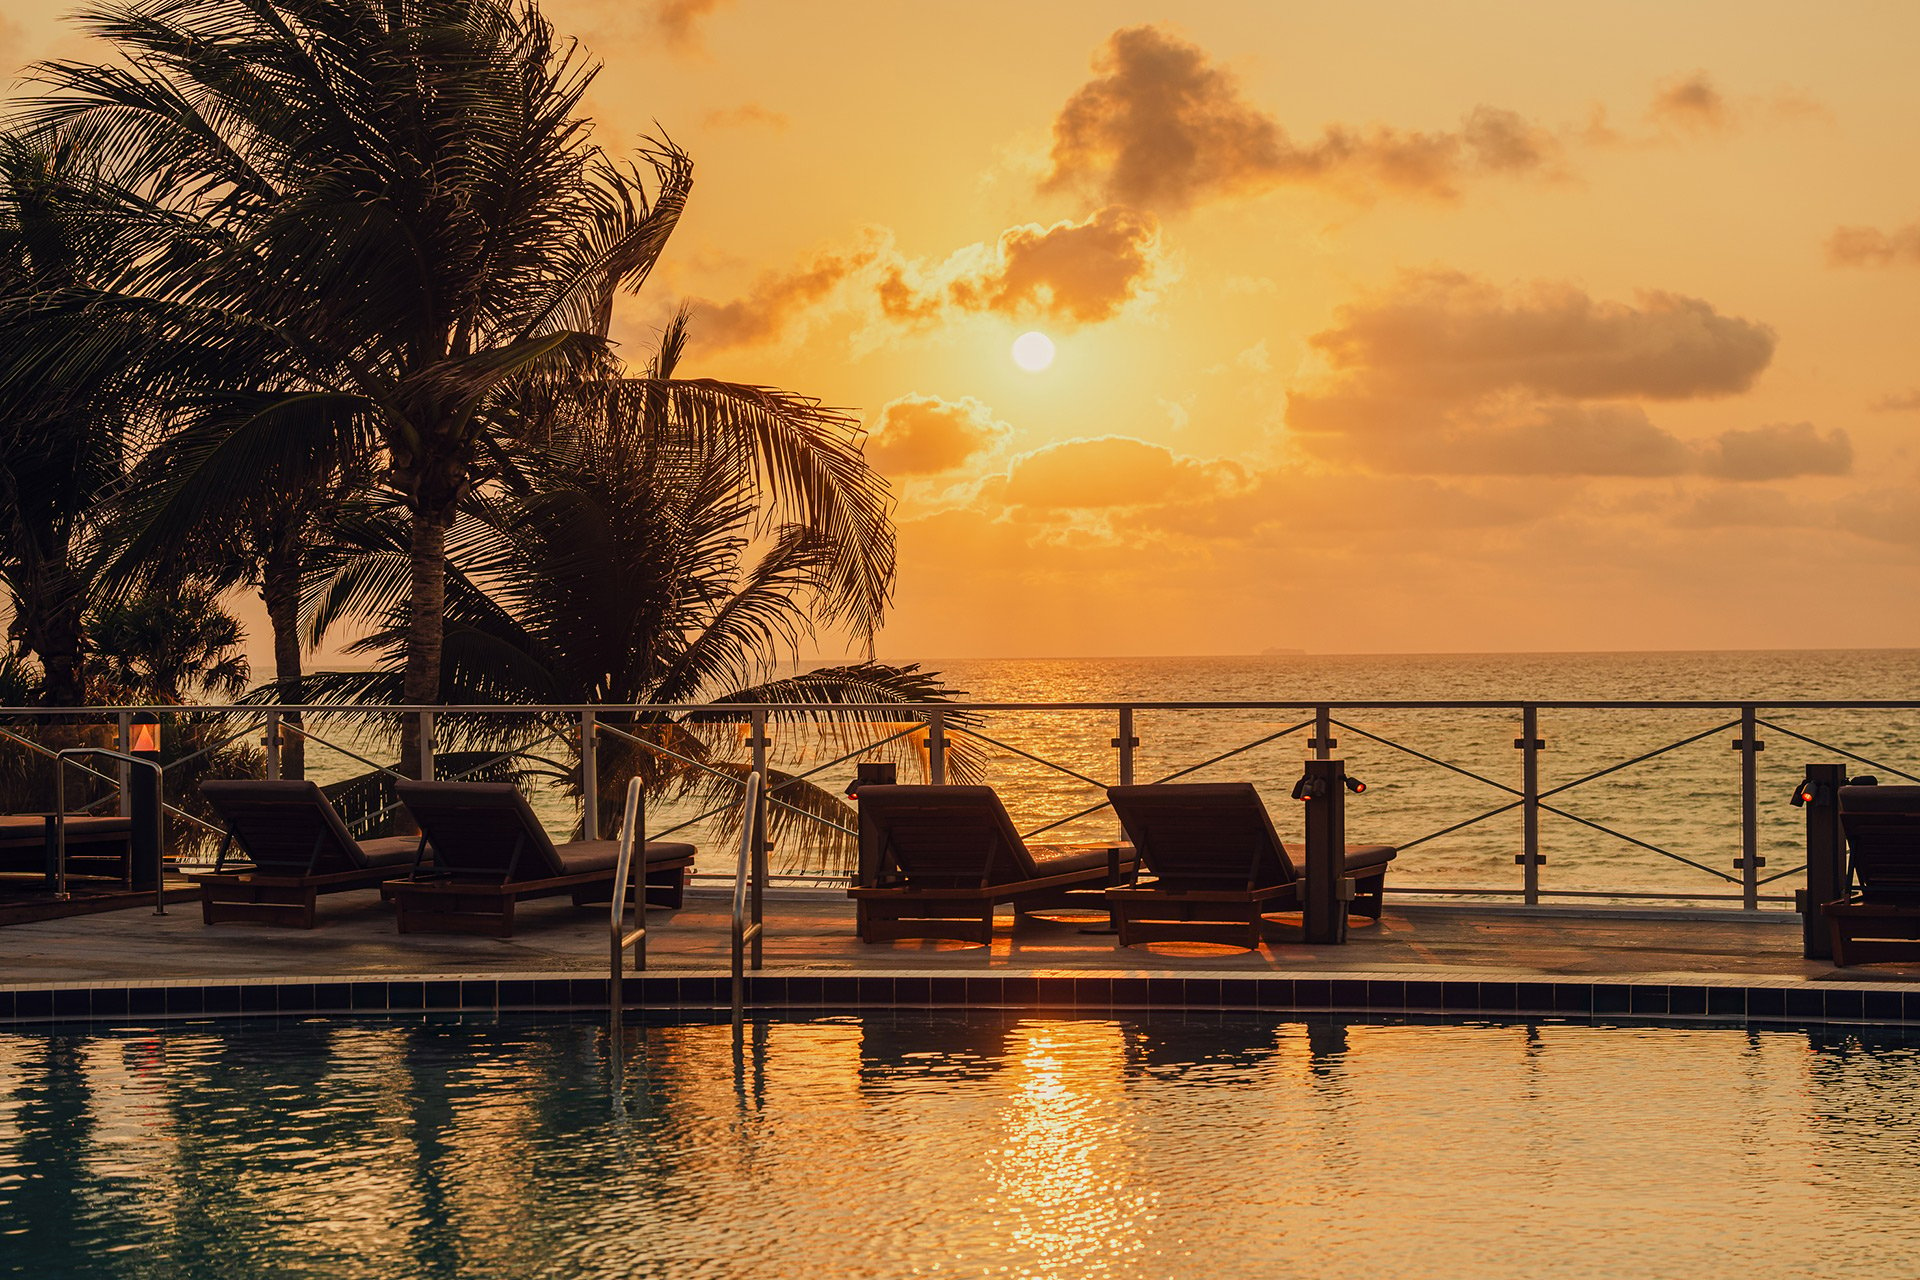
[0,814,131,847]
[1336,843,1397,872]
[555,839,695,874]
[1030,843,1127,877]
[357,836,428,869]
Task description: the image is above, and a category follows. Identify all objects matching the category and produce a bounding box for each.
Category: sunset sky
[8,0,1920,659]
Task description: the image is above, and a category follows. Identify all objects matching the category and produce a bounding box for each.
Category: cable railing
[6,697,1920,912]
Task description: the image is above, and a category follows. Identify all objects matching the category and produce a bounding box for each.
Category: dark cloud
[1285,273,1847,481]
[1696,422,1852,480]
[1040,25,1559,212]
[1827,222,1920,268]
[654,0,732,52]
[692,247,875,350]
[1302,270,1775,403]
[866,395,1011,476]
[881,207,1163,327]
[1648,72,1730,132]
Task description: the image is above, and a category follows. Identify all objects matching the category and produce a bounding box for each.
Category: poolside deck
[4,885,1918,1011]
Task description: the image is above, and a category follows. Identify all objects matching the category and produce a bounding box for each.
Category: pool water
[2,1012,1918,1278]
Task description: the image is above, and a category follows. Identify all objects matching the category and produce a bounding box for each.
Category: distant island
[1261,647,1307,655]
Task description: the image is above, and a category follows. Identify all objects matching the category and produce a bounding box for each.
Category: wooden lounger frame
[194,862,413,929]
[850,849,1125,946]
[382,857,692,938]
[1827,783,1920,967]
[1104,870,1388,950]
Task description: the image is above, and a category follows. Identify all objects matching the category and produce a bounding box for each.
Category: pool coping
[4,969,1918,1028]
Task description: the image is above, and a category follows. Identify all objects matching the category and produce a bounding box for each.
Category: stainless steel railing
[731,770,766,1019]
[52,747,165,914]
[607,777,647,1035]
[9,697,1920,913]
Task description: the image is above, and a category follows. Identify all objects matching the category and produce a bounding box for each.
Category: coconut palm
[298,314,959,864]
[0,134,142,708]
[16,0,892,776]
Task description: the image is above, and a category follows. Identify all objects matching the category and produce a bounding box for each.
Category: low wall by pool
[5,969,1918,1027]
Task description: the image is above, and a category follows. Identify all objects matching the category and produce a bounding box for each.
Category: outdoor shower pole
[926,709,947,785]
[1301,757,1349,945]
[1114,706,1137,786]
[1799,762,1846,960]
[264,710,281,781]
[1311,706,1334,760]
[1735,706,1763,910]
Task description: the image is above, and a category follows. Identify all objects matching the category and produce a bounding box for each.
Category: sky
[9,0,1920,660]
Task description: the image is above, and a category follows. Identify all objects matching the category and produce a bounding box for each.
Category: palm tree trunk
[261,551,305,780]
[398,507,451,779]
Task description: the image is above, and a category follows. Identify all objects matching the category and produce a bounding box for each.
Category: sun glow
[1011,331,1055,372]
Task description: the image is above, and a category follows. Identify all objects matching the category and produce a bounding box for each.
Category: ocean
[854,649,1920,906]
[288,649,1920,905]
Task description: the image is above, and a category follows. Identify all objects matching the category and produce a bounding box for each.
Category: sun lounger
[387,780,694,937]
[1827,784,1920,966]
[848,784,1134,945]
[0,813,134,889]
[191,779,423,927]
[1104,782,1396,949]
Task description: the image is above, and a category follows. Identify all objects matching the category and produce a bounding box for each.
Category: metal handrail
[731,770,766,1019]
[608,778,647,1036]
[53,748,165,914]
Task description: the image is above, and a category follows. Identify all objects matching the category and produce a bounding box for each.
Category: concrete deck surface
[3,886,1915,992]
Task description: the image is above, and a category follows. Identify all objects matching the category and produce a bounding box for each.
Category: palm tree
[0,133,147,710]
[299,314,957,863]
[18,0,892,775]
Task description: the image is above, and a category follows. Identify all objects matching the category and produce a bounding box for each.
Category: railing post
[264,710,281,782]
[1734,705,1762,909]
[1301,758,1349,945]
[926,709,947,785]
[580,710,599,839]
[115,713,131,817]
[752,774,767,971]
[1799,762,1847,959]
[1517,705,1543,906]
[1310,706,1334,760]
[749,708,768,970]
[418,710,436,782]
[1113,706,1137,786]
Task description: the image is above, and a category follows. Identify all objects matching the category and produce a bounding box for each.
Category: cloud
[690,246,878,350]
[1827,222,1920,268]
[1040,24,1559,212]
[1648,71,1730,132]
[1285,272,1847,480]
[704,103,788,130]
[1695,422,1852,480]
[1300,270,1775,403]
[865,395,1012,477]
[997,436,1246,509]
[1872,390,1920,412]
[653,0,731,52]
[879,206,1164,327]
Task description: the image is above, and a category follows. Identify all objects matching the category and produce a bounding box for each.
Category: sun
[1011,331,1055,372]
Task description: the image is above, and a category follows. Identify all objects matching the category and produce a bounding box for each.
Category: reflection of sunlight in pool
[986,1021,1152,1277]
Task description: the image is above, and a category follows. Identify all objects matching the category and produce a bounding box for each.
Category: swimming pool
[2,1012,1917,1278]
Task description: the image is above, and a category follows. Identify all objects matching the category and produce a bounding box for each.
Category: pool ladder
[607,772,766,1035]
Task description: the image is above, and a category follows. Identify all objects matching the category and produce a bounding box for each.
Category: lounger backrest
[1840,785,1920,900]
[855,785,1039,887]
[394,781,563,882]
[1107,782,1295,889]
[199,779,372,874]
